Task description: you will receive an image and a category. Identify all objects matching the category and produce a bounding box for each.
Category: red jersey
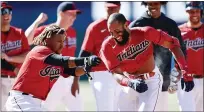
[12,46,69,100]
[81,18,130,72]
[1,26,30,76]
[81,18,109,71]
[179,23,204,76]
[34,25,76,56]
[100,27,180,73]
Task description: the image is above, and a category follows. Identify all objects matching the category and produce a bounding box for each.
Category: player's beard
[114,29,129,46]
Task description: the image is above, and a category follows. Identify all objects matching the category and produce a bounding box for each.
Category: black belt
[193,75,204,79]
[1,75,16,78]
[8,92,36,98]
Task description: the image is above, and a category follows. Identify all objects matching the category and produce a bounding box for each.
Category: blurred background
[6,1,203,111]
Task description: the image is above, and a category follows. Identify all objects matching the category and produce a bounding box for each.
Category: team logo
[117,40,150,61]
[40,66,61,81]
[184,37,204,51]
[1,40,22,52]
[64,37,76,46]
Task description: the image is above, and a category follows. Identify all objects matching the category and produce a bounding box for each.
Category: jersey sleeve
[32,46,54,62]
[81,23,95,52]
[142,26,180,49]
[100,42,120,71]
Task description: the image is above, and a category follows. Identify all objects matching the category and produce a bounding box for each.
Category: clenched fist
[35,13,48,25]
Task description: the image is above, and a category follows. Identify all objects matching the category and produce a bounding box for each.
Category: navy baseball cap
[57,2,81,14]
[1,2,12,10]
[186,1,204,10]
[105,1,121,7]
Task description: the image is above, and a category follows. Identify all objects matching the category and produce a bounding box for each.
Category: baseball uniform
[129,11,186,111]
[80,18,123,111]
[33,25,83,111]
[1,26,29,111]
[100,27,172,111]
[5,46,71,111]
[177,23,204,111]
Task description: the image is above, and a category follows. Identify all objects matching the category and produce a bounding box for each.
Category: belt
[8,91,36,98]
[1,75,16,78]
[192,74,204,79]
[129,72,155,80]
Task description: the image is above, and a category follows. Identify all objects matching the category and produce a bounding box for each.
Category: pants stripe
[90,73,100,111]
[13,97,23,112]
[153,73,162,111]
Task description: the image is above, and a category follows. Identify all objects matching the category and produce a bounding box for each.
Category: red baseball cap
[57,2,81,14]
[105,1,121,8]
[1,2,12,10]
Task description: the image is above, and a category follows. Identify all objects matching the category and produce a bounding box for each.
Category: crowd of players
[1,1,203,111]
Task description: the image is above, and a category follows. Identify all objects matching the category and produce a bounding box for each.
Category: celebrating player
[1,2,30,111]
[100,13,190,111]
[79,1,123,111]
[25,2,83,111]
[177,1,204,111]
[129,1,187,110]
[5,24,101,111]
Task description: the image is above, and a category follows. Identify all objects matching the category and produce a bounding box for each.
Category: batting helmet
[186,1,204,10]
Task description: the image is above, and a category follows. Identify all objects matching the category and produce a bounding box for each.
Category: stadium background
[7,1,203,111]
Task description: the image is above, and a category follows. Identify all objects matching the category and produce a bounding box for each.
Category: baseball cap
[186,1,204,11]
[1,2,12,10]
[57,2,81,14]
[105,1,121,7]
[141,1,168,6]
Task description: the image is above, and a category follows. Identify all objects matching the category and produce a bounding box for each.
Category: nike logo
[181,32,188,35]
[101,29,106,33]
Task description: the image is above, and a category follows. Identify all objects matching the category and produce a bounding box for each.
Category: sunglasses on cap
[1,8,12,15]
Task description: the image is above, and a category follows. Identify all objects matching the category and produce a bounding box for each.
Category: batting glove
[180,68,194,92]
[128,79,148,93]
[85,55,101,67]
[181,78,194,92]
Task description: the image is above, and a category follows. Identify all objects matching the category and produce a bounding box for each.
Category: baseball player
[100,13,192,111]
[1,2,30,111]
[129,1,187,111]
[177,2,204,111]
[25,2,82,111]
[79,1,123,111]
[5,24,101,111]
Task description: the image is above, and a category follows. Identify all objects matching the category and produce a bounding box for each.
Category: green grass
[79,81,180,111]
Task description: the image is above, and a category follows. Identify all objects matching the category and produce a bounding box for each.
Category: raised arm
[25,13,48,45]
